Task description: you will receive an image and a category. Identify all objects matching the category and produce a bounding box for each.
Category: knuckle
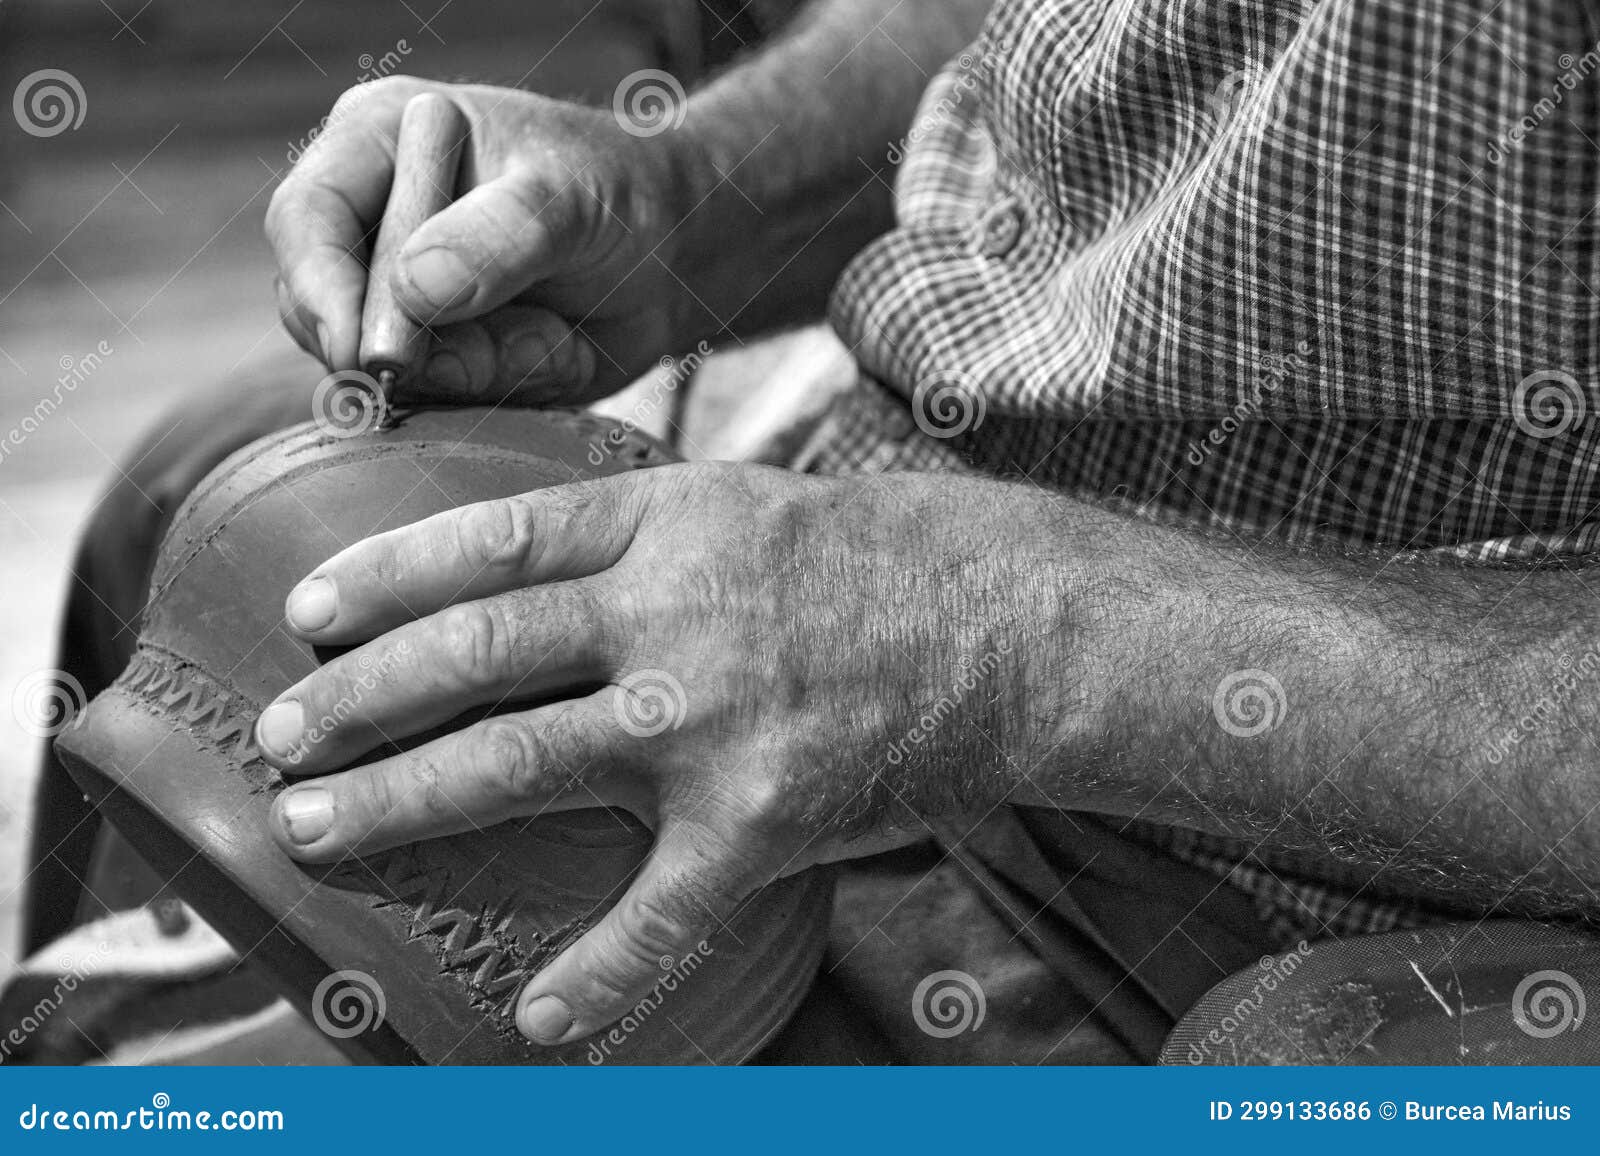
[735,777,793,836]
[493,177,555,238]
[577,952,641,1011]
[572,579,630,666]
[456,498,540,576]
[439,601,517,684]
[618,889,691,964]
[581,919,678,1006]
[474,718,543,800]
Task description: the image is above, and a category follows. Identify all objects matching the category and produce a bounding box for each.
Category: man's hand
[266,76,714,404]
[265,1,994,404]
[253,464,1047,1045]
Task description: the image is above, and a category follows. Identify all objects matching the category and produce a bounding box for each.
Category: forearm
[674,0,992,333]
[994,489,1600,916]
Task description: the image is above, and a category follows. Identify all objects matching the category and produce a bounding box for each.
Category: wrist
[999,494,1135,799]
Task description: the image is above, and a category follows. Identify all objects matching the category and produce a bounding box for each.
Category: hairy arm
[1004,490,1600,916]
[672,0,994,334]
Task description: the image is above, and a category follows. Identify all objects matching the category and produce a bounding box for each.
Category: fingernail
[518,994,575,1044]
[404,248,475,312]
[315,321,333,363]
[279,787,333,844]
[256,700,305,759]
[508,333,551,382]
[425,349,471,394]
[286,576,336,632]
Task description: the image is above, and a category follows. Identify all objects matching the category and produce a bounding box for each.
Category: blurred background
[0,0,771,973]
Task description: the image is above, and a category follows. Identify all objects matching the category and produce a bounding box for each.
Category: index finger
[282,475,649,644]
[265,78,425,368]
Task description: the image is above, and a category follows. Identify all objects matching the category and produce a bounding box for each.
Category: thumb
[513,820,759,1047]
[393,172,583,326]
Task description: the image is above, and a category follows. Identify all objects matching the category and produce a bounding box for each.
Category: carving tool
[359,92,470,418]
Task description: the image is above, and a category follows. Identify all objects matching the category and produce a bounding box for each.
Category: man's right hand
[266,75,714,405]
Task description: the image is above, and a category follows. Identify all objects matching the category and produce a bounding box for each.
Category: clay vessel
[54,406,831,1065]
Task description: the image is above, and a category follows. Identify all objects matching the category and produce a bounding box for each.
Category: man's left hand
[253,462,1056,1045]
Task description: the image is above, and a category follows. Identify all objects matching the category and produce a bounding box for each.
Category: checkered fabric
[805,0,1600,947]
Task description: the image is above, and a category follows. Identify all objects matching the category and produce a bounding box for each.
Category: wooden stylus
[359,92,470,416]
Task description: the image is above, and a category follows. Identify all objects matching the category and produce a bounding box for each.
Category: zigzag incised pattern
[350,849,583,1030]
[114,646,577,1032]
[115,647,275,789]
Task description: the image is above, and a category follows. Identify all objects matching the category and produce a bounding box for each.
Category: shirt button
[977,198,1025,258]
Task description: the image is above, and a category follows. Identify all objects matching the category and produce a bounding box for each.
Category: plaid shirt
[802,0,1600,947]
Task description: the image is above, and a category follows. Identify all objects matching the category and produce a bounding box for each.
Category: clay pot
[54,407,831,1065]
